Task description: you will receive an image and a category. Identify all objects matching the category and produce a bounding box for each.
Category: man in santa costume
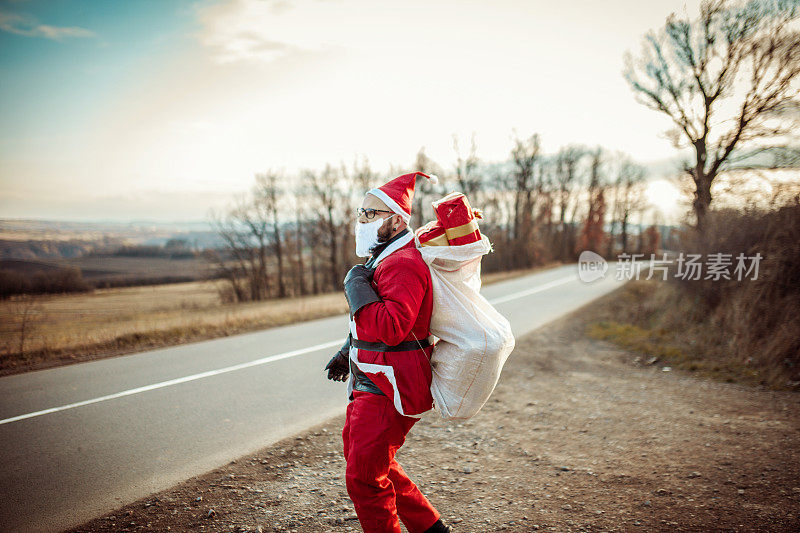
[324,172,452,533]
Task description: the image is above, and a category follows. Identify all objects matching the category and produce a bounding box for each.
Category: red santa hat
[367,171,439,224]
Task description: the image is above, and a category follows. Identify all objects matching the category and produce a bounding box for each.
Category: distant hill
[0,239,105,260]
[0,255,216,290]
[0,219,226,292]
[0,259,67,274]
[0,219,226,260]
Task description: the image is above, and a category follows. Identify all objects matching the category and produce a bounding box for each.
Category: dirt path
[68,298,800,532]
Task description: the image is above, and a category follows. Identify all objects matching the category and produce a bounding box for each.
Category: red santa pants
[342,390,440,533]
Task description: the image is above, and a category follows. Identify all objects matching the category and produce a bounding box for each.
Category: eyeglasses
[356,208,395,220]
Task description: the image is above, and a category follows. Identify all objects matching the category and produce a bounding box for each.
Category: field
[0,266,547,376]
[0,255,215,287]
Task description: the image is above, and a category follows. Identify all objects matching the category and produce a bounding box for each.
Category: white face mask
[354,216,391,257]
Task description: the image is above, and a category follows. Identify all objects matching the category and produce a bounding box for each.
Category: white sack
[415,234,515,419]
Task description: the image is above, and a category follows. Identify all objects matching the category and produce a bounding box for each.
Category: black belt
[350,335,431,352]
[350,357,385,396]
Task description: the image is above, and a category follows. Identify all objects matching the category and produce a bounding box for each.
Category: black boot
[423,518,451,533]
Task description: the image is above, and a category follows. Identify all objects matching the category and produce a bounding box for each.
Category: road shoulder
[68,295,800,532]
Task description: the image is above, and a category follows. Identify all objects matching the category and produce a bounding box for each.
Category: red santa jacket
[346,231,435,417]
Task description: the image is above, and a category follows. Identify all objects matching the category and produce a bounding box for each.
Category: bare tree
[10,295,42,358]
[607,165,623,257]
[289,181,309,296]
[208,194,263,303]
[411,147,437,229]
[608,154,649,254]
[207,171,287,303]
[239,178,279,300]
[554,145,586,259]
[474,163,517,271]
[577,148,608,256]
[510,133,541,241]
[339,162,362,272]
[253,172,287,298]
[308,220,323,294]
[453,133,482,199]
[353,155,378,193]
[535,157,557,249]
[305,165,351,289]
[624,0,800,231]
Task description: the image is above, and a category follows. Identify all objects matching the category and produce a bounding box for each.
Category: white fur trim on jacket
[371,230,414,268]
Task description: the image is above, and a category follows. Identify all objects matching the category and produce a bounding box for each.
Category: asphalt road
[0,263,626,532]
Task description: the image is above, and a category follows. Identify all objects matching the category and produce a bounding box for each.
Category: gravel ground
[68,301,800,532]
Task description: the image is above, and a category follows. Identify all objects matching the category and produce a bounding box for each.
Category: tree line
[207,139,659,303]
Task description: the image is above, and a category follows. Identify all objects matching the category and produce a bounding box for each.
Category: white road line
[0,272,578,426]
[487,275,575,305]
[0,340,342,426]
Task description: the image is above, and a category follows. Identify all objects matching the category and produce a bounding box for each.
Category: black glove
[343,264,379,317]
[324,337,350,382]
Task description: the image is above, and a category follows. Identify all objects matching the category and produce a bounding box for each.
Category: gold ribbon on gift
[444,218,480,241]
[419,232,449,247]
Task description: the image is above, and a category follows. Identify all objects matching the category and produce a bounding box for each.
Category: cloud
[193,0,307,64]
[0,9,95,40]
[192,0,408,65]
[191,0,546,68]
[202,28,295,64]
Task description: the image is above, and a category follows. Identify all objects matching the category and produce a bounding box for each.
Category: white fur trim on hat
[367,188,411,223]
[427,173,439,185]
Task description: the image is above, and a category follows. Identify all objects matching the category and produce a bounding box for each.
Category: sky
[0,0,701,223]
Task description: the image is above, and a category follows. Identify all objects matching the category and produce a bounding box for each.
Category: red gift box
[432,192,482,246]
[415,220,449,247]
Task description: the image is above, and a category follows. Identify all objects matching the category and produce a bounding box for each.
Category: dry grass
[0,264,556,376]
[585,201,800,392]
[585,279,777,389]
[0,280,350,375]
